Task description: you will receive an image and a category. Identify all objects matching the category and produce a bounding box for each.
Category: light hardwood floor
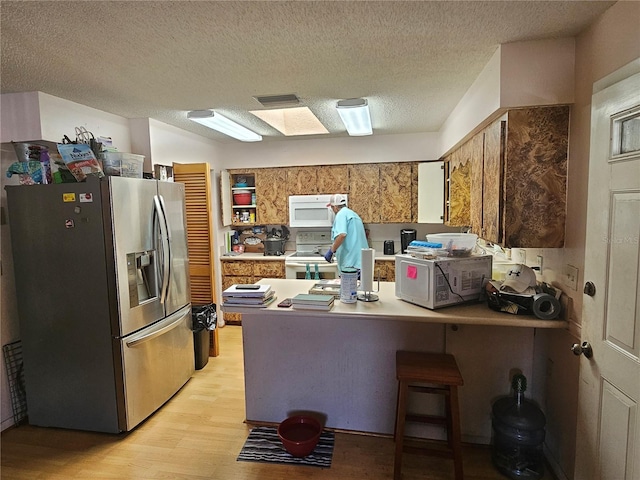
[1,326,556,479]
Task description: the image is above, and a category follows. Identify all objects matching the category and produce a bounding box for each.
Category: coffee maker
[400,229,417,254]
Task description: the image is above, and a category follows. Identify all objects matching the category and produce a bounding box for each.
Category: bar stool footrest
[403,440,455,459]
[405,413,448,425]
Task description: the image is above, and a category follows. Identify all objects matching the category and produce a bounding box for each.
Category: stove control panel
[295,231,331,245]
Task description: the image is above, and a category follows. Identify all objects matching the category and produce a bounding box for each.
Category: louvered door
[173,163,218,357]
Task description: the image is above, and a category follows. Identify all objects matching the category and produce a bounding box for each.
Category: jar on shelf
[251,192,256,205]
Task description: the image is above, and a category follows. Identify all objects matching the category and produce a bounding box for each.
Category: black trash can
[192,304,217,370]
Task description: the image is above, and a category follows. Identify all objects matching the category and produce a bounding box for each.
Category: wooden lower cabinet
[253,261,285,278]
[221,259,285,325]
[375,260,395,282]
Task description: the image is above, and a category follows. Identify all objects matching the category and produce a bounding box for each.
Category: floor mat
[237,426,334,468]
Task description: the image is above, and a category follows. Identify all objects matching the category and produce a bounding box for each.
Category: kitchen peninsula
[224,279,567,444]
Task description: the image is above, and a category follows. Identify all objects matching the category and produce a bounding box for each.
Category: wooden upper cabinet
[469,130,486,236]
[286,165,350,196]
[348,163,380,223]
[502,106,569,248]
[447,147,472,227]
[379,162,413,223]
[481,120,505,244]
[411,163,420,223]
[287,167,318,195]
[316,165,349,194]
[224,162,415,226]
[445,105,569,247]
[255,168,288,225]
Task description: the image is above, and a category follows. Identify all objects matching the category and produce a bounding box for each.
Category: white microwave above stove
[289,194,345,228]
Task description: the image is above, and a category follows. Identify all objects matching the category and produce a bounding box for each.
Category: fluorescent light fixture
[336,98,372,136]
[187,110,262,142]
[250,106,329,136]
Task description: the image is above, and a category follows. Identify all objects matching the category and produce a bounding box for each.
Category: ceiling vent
[254,93,300,108]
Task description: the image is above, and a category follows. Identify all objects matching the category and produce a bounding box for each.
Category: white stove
[285,231,338,279]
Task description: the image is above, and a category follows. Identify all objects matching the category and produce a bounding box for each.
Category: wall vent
[254,94,300,108]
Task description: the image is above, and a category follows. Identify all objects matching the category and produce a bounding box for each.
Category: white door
[574,69,640,480]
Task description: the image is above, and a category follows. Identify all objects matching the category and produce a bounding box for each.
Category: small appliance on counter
[263,226,290,256]
[400,229,416,254]
[383,240,395,255]
[395,254,492,309]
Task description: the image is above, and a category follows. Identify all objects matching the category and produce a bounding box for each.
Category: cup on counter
[340,268,358,303]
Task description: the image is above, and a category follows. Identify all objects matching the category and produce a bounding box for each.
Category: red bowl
[277,415,322,457]
[233,192,252,205]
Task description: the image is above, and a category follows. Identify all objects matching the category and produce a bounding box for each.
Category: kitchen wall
[439,37,576,156]
[217,131,440,169]
[530,3,640,479]
[1,6,638,479]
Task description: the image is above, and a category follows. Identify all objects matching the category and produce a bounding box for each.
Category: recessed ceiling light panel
[250,107,329,136]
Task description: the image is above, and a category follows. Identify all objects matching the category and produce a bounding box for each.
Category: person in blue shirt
[324,194,369,274]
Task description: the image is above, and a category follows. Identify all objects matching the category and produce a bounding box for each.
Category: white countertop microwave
[395,254,492,309]
[289,194,345,228]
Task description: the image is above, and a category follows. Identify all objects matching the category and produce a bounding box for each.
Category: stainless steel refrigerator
[6,175,194,433]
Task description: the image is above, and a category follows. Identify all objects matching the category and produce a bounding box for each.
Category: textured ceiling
[1,1,615,143]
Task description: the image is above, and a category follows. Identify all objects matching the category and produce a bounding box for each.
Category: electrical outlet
[536,255,544,272]
[565,264,579,291]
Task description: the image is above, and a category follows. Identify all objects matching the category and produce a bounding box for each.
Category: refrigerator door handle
[125,304,191,348]
[157,194,173,243]
[153,195,171,305]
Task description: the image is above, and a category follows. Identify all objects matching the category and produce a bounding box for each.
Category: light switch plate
[565,264,579,291]
[513,248,526,264]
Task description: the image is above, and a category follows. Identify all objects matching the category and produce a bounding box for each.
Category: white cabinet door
[220,169,232,226]
[417,161,445,223]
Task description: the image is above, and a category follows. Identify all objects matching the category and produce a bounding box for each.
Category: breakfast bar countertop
[230,278,568,440]
[219,252,399,261]
[222,278,569,329]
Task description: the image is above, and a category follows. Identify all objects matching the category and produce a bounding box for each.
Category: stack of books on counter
[291,293,335,311]
[222,284,276,308]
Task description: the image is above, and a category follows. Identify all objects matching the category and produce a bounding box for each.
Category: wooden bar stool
[394,351,464,480]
